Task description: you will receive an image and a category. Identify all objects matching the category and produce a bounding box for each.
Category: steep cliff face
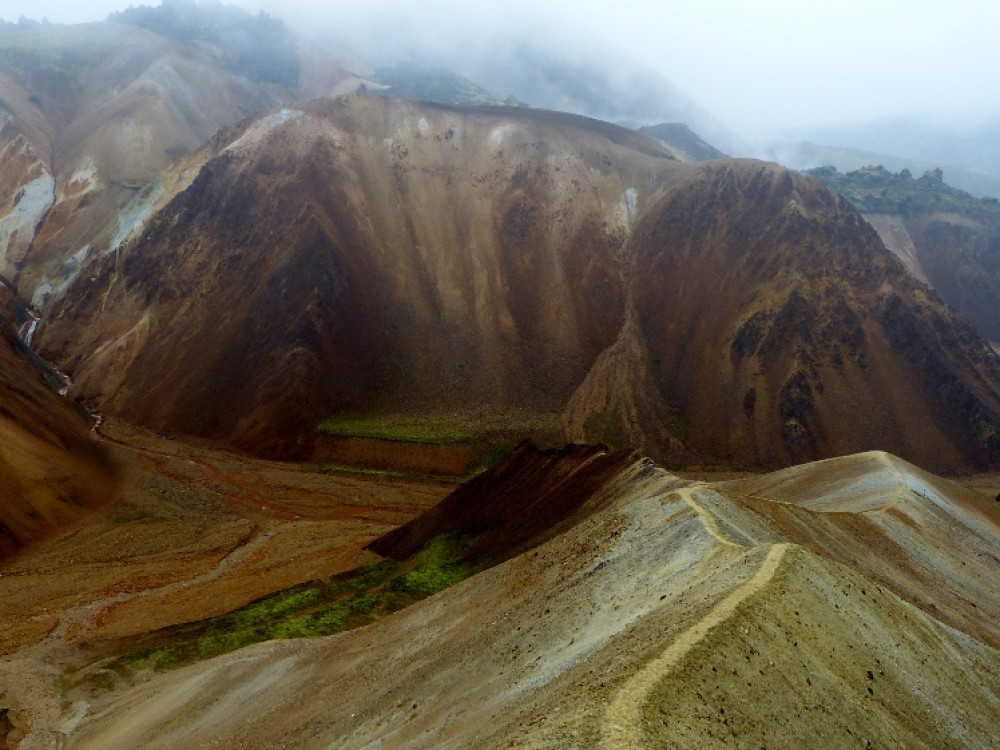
[35,99,1000,471]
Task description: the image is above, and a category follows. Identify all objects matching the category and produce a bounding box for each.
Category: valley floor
[0,418,453,744]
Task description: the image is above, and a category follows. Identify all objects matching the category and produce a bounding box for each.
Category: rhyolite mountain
[0,10,360,310]
[33,95,1000,473]
[810,164,1000,344]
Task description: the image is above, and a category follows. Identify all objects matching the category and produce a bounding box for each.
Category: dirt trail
[602,537,790,749]
[678,485,741,547]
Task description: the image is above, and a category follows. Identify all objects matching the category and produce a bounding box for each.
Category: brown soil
[310,435,480,477]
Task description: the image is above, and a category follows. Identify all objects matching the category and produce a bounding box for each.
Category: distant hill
[109,0,300,86]
[771,140,1000,199]
[781,117,1000,198]
[809,164,1000,342]
[440,40,743,153]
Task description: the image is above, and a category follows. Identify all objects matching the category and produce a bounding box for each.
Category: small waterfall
[18,313,40,347]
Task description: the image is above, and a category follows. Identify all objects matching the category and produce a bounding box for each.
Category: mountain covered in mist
[3,6,1000,750]
[0,5,361,309]
[433,39,742,153]
[769,140,1000,200]
[0,3,998,476]
[788,117,1000,195]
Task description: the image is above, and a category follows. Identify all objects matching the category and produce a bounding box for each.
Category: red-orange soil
[0,418,453,656]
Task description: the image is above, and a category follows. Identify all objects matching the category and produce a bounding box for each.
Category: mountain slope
[37,98,1000,472]
[810,165,1000,343]
[0,284,117,560]
[39,96,676,458]
[35,450,1000,748]
[575,160,1000,471]
[0,16,360,310]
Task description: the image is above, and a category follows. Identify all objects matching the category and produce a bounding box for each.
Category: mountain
[0,10,360,312]
[373,62,524,108]
[37,97,670,458]
[577,159,1000,472]
[20,446,1000,748]
[454,41,743,153]
[2,11,1000,749]
[31,96,1000,473]
[809,164,1000,343]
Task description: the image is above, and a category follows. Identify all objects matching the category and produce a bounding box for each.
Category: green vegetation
[671,415,691,441]
[316,412,562,444]
[807,164,1000,217]
[110,535,478,677]
[315,412,563,478]
[316,414,479,444]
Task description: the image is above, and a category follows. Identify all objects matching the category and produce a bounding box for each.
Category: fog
[5,0,1000,145]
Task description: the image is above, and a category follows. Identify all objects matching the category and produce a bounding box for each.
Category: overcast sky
[4,0,999,141]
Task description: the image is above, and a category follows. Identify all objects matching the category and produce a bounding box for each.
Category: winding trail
[678,486,741,547]
[601,490,790,749]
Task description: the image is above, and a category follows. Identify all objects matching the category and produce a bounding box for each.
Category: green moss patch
[111,535,478,676]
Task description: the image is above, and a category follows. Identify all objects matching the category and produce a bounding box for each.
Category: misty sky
[4,0,1000,141]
